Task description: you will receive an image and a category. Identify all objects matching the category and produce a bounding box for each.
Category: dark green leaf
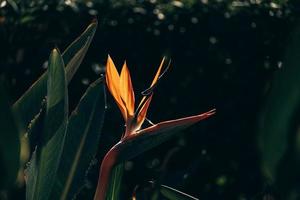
[50,78,106,200]
[0,84,20,189]
[26,101,46,152]
[43,50,69,143]
[7,0,19,12]
[12,21,97,134]
[106,164,124,200]
[26,49,68,200]
[257,22,300,181]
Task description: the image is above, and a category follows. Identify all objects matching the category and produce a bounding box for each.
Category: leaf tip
[91,18,98,25]
[51,47,61,56]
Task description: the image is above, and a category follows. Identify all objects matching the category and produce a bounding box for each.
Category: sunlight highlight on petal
[120,61,135,116]
[136,95,153,131]
[151,57,165,87]
[105,56,127,119]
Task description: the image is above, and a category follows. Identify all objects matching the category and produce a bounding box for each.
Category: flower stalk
[93,56,215,200]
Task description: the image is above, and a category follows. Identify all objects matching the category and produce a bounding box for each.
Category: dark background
[1,0,300,199]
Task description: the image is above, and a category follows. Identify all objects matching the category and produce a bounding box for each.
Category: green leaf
[43,50,69,143]
[7,0,19,12]
[257,22,300,181]
[50,78,106,200]
[26,101,46,152]
[12,21,97,134]
[26,49,68,200]
[159,184,199,200]
[0,84,20,189]
[106,164,124,200]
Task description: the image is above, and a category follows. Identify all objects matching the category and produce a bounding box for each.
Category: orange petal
[136,58,166,110]
[105,55,127,120]
[135,95,153,131]
[150,57,165,87]
[120,61,135,116]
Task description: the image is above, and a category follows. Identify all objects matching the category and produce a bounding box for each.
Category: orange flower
[94,56,215,200]
[105,55,166,137]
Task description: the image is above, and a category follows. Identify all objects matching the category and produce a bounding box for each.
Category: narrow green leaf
[43,50,69,143]
[0,84,20,189]
[257,22,300,181]
[50,78,106,200]
[106,164,124,200]
[26,49,68,200]
[12,21,97,134]
[160,184,199,200]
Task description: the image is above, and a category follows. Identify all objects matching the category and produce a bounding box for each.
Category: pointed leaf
[257,22,300,181]
[26,49,68,200]
[0,84,20,189]
[50,78,106,200]
[43,50,68,143]
[13,21,97,134]
[159,184,199,200]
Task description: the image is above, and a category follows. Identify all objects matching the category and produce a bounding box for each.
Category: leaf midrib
[60,94,99,200]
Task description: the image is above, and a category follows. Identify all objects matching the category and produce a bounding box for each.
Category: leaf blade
[26,49,68,200]
[257,22,300,181]
[50,78,106,200]
[160,184,199,200]
[13,21,97,134]
[106,164,124,200]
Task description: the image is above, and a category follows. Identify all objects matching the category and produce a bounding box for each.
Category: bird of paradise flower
[93,56,215,200]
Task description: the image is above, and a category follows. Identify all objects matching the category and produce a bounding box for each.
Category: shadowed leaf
[50,78,106,200]
[13,21,97,134]
[258,22,300,182]
[106,163,124,200]
[26,49,68,200]
[26,101,46,152]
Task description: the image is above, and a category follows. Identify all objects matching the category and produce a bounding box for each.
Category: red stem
[93,142,121,200]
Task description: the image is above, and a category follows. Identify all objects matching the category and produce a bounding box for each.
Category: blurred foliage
[258,20,300,200]
[1,0,300,199]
